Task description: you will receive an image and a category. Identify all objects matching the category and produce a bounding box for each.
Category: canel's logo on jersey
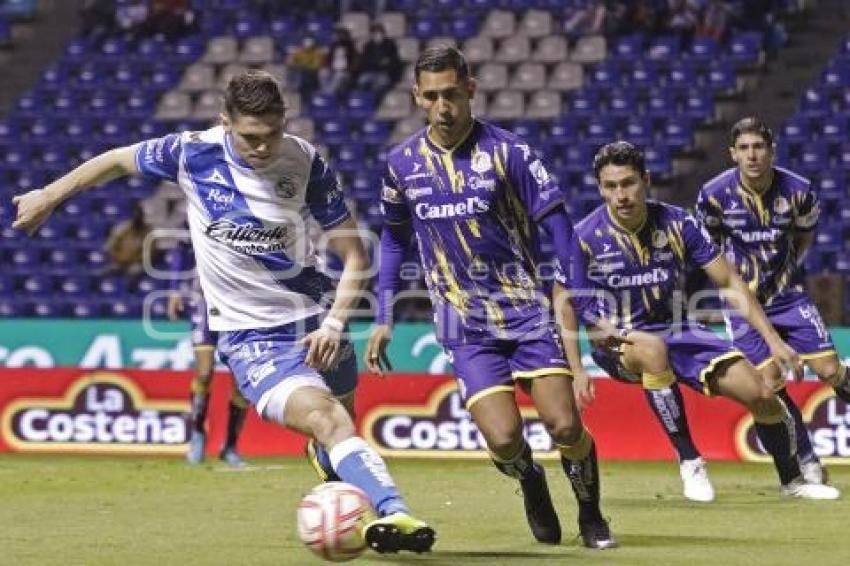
[414,196,490,220]
[468,176,496,191]
[206,219,289,255]
[0,372,189,454]
[733,228,780,243]
[607,267,670,288]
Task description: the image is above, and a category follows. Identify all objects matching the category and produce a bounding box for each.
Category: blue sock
[329,437,409,517]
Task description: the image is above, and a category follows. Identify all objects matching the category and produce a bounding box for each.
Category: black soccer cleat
[579,518,618,550]
[520,464,562,544]
[364,513,436,554]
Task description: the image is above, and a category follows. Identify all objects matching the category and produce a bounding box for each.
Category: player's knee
[481,425,524,459]
[628,332,669,374]
[816,358,842,382]
[544,414,583,446]
[747,382,781,420]
[304,400,354,447]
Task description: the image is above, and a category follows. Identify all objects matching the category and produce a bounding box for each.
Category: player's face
[413,69,476,147]
[730,132,774,183]
[598,164,649,227]
[221,111,284,168]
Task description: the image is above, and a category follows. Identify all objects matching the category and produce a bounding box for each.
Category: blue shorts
[216,316,358,413]
[446,323,570,408]
[592,323,745,395]
[727,297,837,369]
[189,293,218,347]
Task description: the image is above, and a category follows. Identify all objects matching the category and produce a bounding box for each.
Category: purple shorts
[592,323,745,395]
[446,324,570,408]
[727,297,836,368]
[189,293,218,347]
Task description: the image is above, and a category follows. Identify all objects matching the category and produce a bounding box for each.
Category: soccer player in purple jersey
[167,238,249,467]
[365,46,617,549]
[697,117,850,484]
[12,70,435,554]
[568,141,839,500]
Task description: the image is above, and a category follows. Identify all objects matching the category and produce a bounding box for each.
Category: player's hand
[572,368,596,411]
[11,189,58,236]
[365,324,393,376]
[588,319,633,350]
[167,293,184,321]
[301,323,342,372]
[769,339,803,381]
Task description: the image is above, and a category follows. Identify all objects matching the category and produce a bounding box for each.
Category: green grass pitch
[1,455,847,565]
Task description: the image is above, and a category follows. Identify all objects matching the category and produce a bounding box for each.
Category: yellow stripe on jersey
[466,218,481,237]
[453,222,473,258]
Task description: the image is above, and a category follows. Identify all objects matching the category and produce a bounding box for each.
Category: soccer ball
[296,482,373,562]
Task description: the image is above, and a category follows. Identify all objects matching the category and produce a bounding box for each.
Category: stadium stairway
[0,0,79,115]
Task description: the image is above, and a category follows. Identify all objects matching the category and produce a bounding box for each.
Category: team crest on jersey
[471,151,492,174]
[275,177,297,198]
[652,230,669,249]
[773,196,790,214]
[382,183,403,204]
[528,159,551,186]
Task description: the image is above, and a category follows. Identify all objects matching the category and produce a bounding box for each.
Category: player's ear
[466,77,477,99]
[728,146,737,163]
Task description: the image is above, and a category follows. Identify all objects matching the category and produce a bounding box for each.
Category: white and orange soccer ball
[296,482,373,562]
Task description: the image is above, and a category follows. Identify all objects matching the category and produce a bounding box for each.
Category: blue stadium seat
[646,88,675,119]
[511,120,540,142]
[689,37,720,63]
[304,15,334,39]
[346,91,376,120]
[799,87,830,118]
[583,116,616,146]
[705,62,738,95]
[319,118,350,146]
[666,60,697,91]
[663,118,694,152]
[780,116,811,146]
[798,141,830,173]
[681,89,715,122]
[309,93,340,119]
[449,15,478,40]
[647,35,680,62]
[627,60,659,91]
[334,144,366,174]
[820,117,847,145]
[548,116,580,146]
[838,143,850,171]
[411,16,442,40]
[606,88,638,119]
[644,145,672,179]
[610,33,645,61]
[569,88,601,118]
[0,273,13,297]
[588,61,622,89]
[21,274,53,295]
[69,299,106,318]
[727,31,763,67]
[0,299,25,317]
[60,274,92,296]
[622,117,655,147]
[29,299,70,318]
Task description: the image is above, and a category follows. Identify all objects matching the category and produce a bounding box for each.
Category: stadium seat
[480,10,515,39]
[644,145,673,179]
[179,63,216,92]
[238,36,275,65]
[487,91,525,121]
[156,92,193,121]
[449,15,479,40]
[396,37,420,64]
[377,12,406,38]
[320,118,351,146]
[583,116,616,146]
[525,90,561,120]
[570,35,606,64]
[622,117,655,147]
[286,116,315,141]
[799,87,830,118]
[346,91,376,120]
[476,62,509,92]
[495,35,530,65]
[627,60,659,91]
[727,31,764,67]
[202,36,239,65]
[464,36,494,65]
[610,33,645,61]
[547,62,584,91]
[588,61,622,89]
[532,34,568,64]
[510,62,546,92]
[647,35,680,62]
[517,9,552,38]
[606,89,638,119]
[663,118,695,152]
[410,15,442,40]
[376,89,412,120]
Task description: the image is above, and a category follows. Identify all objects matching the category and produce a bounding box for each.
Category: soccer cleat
[519,464,562,544]
[679,457,715,502]
[578,518,618,550]
[219,447,246,468]
[305,439,341,482]
[781,478,840,500]
[800,459,828,485]
[186,431,206,465]
[364,512,435,554]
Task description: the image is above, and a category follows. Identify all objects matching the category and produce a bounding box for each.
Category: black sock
[643,384,701,462]
[492,442,539,482]
[832,366,850,402]
[190,392,210,434]
[754,419,801,485]
[561,441,603,523]
[775,388,816,463]
[223,401,247,451]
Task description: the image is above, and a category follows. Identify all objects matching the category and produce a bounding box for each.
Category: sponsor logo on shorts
[0,372,189,453]
[246,360,277,386]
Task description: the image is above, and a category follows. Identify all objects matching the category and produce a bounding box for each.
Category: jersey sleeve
[379,163,410,225]
[683,213,722,268]
[135,133,183,183]
[505,142,565,221]
[694,188,723,241]
[305,153,351,230]
[793,184,820,232]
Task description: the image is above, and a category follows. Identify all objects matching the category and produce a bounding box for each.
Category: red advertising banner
[1,368,847,463]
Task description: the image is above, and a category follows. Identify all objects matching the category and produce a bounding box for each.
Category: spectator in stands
[286,35,326,98]
[736,0,788,57]
[695,0,732,42]
[115,0,149,40]
[104,203,152,277]
[80,0,116,41]
[320,25,359,98]
[624,0,663,36]
[562,0,608,39]
[663,0,700,47]
[355,23,401,97]
[146,0,197,42]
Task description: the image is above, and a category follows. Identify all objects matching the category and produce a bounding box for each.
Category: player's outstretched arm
[302,216,369,371]
[553,281,594,409]
[366,221,412,376]
[12,144,140,235]
[703,256,802,379]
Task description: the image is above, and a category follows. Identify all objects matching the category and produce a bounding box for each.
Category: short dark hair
[224,70,285,118]
[730,116,774,147]
[592,141,647,180]
[414,45,469,82]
